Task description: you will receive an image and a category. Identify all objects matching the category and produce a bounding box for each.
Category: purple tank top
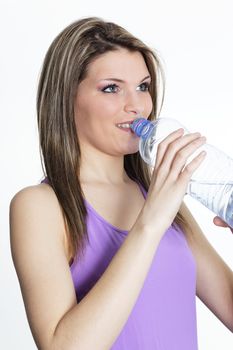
[70,182,198,349]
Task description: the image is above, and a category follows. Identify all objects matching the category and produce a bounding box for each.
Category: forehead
[85,48,149,80]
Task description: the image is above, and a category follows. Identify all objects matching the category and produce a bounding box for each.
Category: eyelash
[101,82,150,93]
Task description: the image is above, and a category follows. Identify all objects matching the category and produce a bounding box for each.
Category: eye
[101,84,119,93]
[137,82,150,92]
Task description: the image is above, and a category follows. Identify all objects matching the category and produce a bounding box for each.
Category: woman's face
[74,48,153,156]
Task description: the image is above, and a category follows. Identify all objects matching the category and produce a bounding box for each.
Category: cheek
[93,96,120,118]
[74,97,113,137]
[78,93,119,119]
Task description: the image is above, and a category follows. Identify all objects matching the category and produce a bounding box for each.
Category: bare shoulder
[10,183,61,214]
[10,183,77,349]
[10,183,68,265]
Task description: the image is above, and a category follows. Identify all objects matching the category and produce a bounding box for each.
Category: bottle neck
[130,118,155,139]
[130,117,189,139]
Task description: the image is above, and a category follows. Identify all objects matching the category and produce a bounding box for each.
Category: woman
[10,17,233,349]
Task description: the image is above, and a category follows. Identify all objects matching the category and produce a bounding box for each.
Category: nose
[123,90,144,117]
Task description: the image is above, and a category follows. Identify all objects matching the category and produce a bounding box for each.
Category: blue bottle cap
[130,118,153,138]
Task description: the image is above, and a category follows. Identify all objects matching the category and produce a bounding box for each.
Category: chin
[116,139,139,156]
[123,145,139,156]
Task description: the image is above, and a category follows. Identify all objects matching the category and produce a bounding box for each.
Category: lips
[115,120,135,127]
[115,119,136,131]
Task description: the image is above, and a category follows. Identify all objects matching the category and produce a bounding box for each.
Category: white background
[1,0,233,348]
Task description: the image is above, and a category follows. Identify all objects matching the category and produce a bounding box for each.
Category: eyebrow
[98,75,151,83]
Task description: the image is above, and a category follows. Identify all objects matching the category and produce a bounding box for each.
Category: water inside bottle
[187,180,233,228]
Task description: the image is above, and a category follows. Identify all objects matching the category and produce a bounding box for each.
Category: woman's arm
[10,184,166,350]
[10,131,205,350]
[180,202,233,332]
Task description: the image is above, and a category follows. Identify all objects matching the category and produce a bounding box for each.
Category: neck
[79,150,130,186]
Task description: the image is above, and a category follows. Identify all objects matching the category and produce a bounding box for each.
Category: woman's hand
[213,216,233,233]
[141,128,206,231]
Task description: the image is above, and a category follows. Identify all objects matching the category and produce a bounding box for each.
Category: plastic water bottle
[130,117,233,228]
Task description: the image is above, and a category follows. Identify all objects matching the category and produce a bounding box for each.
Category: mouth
[115,120,135,133]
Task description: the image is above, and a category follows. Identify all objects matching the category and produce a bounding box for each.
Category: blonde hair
[37,17,186,259]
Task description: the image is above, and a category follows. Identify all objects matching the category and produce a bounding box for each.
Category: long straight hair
[37,17,187,259]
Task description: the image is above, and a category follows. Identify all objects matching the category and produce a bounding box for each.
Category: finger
[154,128,185,171]
[213,216,228,227]
[170,135,206,175]
[156,132,202,172]
[158,134,205,184]
[153,133,204,189]
[178,150,207,183]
